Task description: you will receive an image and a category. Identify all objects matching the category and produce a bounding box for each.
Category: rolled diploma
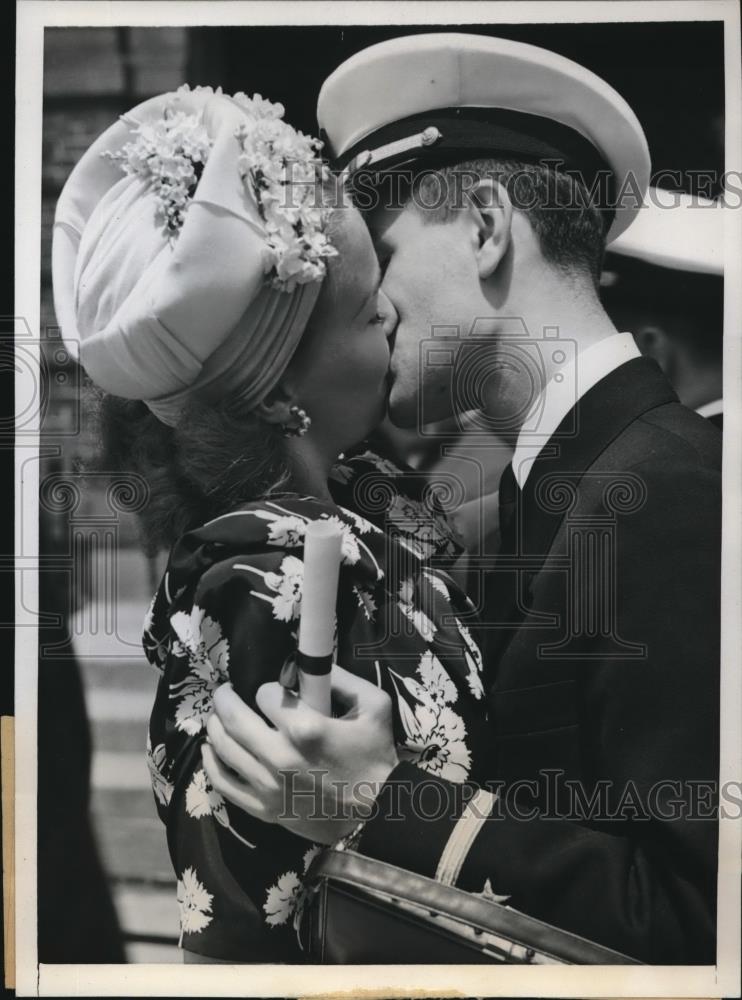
[297,519,343,715]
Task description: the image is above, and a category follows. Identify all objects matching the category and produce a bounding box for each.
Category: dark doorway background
[187,21,725,195]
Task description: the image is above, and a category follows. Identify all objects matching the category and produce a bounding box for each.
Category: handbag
[302,847,642,965]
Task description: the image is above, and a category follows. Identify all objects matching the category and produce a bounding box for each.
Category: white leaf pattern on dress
[417,651,458,705]
[177,866,214,945]
[256,512,307,548]
[234,555,306,622]
[353,585,378,622]
[145,734,173,806]
[143,595,169,671]
[388,495,435,540]
[386,494,454,559]
[423,569,451,600]
[321,515,361,565]
[479,877,511,904]
[143,594,156,634]
[400,703,472,783]
[302,844,322,873]
[262,554,304,621]
[454,617,485,700]
[185,768,227,820]
[338,505,383,536]
[329,461,354,485]
[465,665,485,701]
[185,767,256,848]
[390,653,472,783]
[398,599,437,643]
[393,685,428,745]
[398,578,437,641]
[262,843,323,944]
[169,606,230,735]
[264,871,302,927]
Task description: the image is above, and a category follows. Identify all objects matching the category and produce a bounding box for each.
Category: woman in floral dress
[143,452,491,961]
[52,86,494,962]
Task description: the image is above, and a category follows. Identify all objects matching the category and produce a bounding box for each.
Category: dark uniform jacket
[358,357,721,964]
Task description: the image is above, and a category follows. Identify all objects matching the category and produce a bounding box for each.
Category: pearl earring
[282,405,311,437]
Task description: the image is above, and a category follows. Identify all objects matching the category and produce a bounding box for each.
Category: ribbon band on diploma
[279,650,334,691]
[295,650,334,676]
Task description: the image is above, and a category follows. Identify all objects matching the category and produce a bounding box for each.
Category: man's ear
[468,178,513,280]
[634,324,674,375]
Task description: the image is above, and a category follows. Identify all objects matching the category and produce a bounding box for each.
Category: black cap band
[326,106,616,210]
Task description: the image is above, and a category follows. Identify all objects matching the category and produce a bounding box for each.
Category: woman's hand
[202,665,399,844]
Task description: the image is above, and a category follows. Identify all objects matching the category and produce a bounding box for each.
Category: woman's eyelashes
[370,290,398,335]
[368,302,395,335]
[364,291,385,326]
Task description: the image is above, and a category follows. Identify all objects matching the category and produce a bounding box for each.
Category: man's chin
[386,389,418,430]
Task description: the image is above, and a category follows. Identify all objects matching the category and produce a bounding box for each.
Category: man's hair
[407,158,609,286]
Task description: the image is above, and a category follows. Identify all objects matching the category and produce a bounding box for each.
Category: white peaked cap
[317,33,651,242]
[609,188,724,276]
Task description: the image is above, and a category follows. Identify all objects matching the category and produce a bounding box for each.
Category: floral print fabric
[144,452,492,961]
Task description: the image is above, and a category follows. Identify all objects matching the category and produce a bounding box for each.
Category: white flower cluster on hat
[103,96,212,236]
[231,90,338,292]
[103,85,337,293]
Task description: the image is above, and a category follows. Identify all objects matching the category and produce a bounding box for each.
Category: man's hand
[202,665,399,844]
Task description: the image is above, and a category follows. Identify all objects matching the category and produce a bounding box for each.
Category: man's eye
[370,312,386,325]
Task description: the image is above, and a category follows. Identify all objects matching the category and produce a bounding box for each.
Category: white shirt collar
[695,398,723,419]
[511,332,641,488]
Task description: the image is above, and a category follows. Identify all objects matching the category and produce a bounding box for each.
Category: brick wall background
[40,28,188,963]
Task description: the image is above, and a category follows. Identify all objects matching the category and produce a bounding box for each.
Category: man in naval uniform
[603,187,725,431]
[205,34,721,964]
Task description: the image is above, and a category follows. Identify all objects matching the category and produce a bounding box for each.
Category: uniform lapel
[518,357,678,563]
[482,357,677,674]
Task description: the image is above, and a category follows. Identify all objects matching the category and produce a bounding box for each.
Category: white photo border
[15,1,742,996]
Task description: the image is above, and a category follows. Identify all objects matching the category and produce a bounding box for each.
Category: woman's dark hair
[93,385,291,555]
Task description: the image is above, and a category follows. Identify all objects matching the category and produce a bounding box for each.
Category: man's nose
[377,289,398,338]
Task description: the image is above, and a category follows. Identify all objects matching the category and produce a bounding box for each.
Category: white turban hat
[52,86,337,426]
